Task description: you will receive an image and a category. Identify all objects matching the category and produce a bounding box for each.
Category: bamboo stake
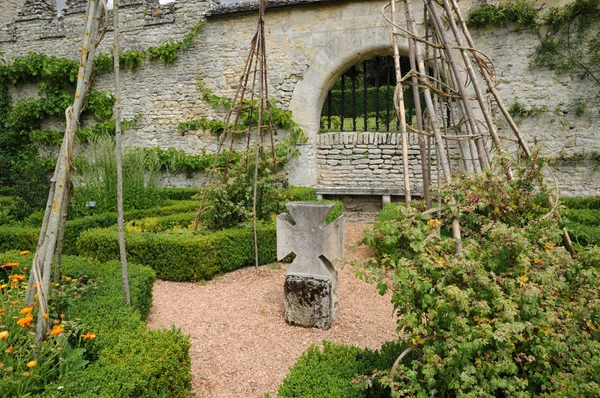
[53,181,71,284]
[404,1,430,208]
[113,0,131,305]
[440,0,512,179]
[425,0,489,171]
[389,0,412,206]
[28,0,107,344]
[448,0,531,157]
[404,0,462,254]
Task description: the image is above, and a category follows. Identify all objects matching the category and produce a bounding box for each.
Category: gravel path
[147,222,399,398]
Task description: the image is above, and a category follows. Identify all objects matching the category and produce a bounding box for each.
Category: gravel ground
[147,222,399,398]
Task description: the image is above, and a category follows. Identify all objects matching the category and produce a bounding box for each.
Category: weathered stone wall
[0,0,598,195]
[317,132,438,192]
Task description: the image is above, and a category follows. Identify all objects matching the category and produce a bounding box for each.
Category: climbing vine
[466,0,538,29]
[178,80,307,161]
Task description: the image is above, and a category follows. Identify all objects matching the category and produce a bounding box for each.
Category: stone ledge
[206,0,347,17]
[315,186,404,196]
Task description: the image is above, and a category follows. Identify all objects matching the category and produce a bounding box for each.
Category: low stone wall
[316,132,437,193]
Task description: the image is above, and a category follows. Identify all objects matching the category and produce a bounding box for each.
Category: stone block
[284,275,336,329]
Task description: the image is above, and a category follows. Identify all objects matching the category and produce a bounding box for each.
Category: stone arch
[287,24,410,186]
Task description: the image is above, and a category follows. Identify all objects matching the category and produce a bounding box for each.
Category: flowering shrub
[0,254,93,396]
[360,158,600,396]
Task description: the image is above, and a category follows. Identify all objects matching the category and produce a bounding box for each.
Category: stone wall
[317,132,438,193]
[0,0,598,195]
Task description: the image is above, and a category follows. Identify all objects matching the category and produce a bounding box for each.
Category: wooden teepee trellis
[192,0,278,268]
[382,0,536,254]
[24,0,121,344]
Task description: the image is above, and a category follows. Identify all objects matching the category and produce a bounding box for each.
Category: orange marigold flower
[50,325,63,336]
[16,315,33,328]
[20,250,30,256]
[3,263,20,269]
[6,345,14,354]
[23,267,28,271]
[0,331,9,339]
[82,332,96,341]
[42,313,49,319]
[11,274,26,281]
[34,293,39,299]
[60,313,64,318]
[26,360,37,368]
[20,307,32,315]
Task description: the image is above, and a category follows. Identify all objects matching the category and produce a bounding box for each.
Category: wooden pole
[425,0,489,171]
[113,0,131,305]
[389,0,412,206]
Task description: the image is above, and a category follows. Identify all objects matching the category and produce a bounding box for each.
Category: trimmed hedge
[0,225,39,252]
[563,221,600,247]
[0,200,201,256]
[561,196,600,210]
[563,208,600,227]
[77,223,277,281]
[157,187,203,201]
[277,340,410,398]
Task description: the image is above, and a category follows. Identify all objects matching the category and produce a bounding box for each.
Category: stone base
[284,274,337,330]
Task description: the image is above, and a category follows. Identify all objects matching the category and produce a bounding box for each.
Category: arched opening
[319,55,431,133]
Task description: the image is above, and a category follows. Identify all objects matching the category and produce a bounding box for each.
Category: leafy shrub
[563,221,600,247]
[467,0,538,28]
[277,340,409,398]
[284,186,317,202]
[0,226,39,252]
[70,136,163,217]
[77,223,277,281]
[157,187,203,200]
[359,159,600,396]
[562,196,600,210]
[563,208,600,226]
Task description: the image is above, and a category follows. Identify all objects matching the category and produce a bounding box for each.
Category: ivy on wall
[177,80,307,161]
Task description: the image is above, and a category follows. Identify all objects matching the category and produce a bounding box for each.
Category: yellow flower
[411,335,426,345]
[82,332,96,341]
[16,315,33,328]
[427,218,441,229]
[43,313,49,319]
[19,250,29,256]
[34,293,38,299]
[0,331,8,339]
[20,307,32,315]
[0,284,7,290]
[518,275,529,287]
[50,325,63,336]
[26,360,37,368]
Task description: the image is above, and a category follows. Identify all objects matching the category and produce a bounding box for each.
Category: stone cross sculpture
[277,202,344,330]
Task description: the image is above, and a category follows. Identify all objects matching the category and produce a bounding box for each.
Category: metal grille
[321,55,418,132]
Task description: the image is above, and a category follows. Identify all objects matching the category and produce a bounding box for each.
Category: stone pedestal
[277,202,344,330]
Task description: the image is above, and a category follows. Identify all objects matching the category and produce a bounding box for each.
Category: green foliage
[561,196,600,209]
[508,101,548,118]
[70,136,163,217]
[563,207,600,226]
[360,158,600,396]
[534,0,600,95]
[144,146,241,176]
[0,226,39,252]
[277,340,410,398]
[157,187,204,201]
[195,81,307,160]
[467,0,538,28]
[54,257,191,397]
[77,223,277,281]
[284,186,317,202]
